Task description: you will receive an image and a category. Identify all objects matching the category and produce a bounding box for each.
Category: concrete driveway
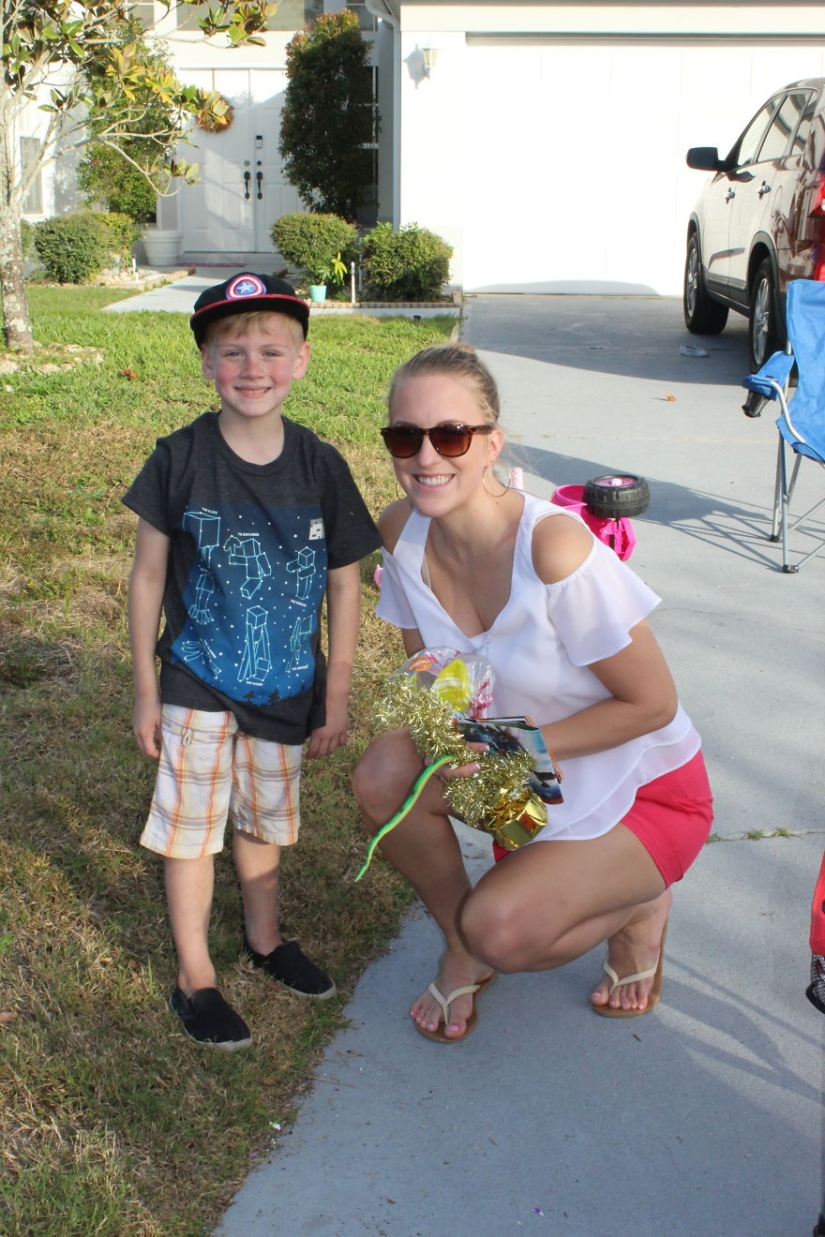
[211,294,824,1237]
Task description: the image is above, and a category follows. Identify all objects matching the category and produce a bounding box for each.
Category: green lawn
[0,287,456,1236]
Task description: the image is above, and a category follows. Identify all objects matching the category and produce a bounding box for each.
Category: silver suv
[684,79,825,370]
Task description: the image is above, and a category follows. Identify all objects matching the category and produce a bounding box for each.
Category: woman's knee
[460,890,533,974]
[351,731,421,829]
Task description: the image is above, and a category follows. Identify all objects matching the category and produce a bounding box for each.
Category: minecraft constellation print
[179,636,221,679]
[286,547,316,606]
[224,533,272,599]
[286,614,314,673]
[188,569,215,624]
[239,606,271,685]
[183,510,221,564]
[183,511,221,622]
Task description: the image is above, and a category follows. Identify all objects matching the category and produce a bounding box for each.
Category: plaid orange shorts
[140,706,303,859]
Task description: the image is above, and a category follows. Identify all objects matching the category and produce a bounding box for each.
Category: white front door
[180,68,303,256]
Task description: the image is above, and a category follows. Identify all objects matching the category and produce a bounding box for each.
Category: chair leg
[770,435,784,542]
[783,455,806,571]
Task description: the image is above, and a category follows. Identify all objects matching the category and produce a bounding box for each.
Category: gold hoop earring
[483,465,510,498]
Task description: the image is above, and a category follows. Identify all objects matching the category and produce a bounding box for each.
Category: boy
[123,273,381,1050]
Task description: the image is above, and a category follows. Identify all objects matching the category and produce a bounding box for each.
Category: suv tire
[748,258,783,371]
[684,233,729,334]
[583,474,651,519]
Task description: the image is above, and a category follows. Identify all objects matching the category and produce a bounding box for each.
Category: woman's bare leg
[460,824,670,1012]
[352,730,494,1038]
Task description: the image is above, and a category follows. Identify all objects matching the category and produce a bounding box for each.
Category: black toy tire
[583,474,650,519]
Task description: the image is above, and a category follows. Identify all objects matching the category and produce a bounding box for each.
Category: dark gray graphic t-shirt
[123,412,380,742]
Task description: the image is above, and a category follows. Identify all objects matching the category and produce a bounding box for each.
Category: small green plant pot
[308,284,327,303]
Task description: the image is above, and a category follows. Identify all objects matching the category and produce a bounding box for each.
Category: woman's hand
[439,741,486,783]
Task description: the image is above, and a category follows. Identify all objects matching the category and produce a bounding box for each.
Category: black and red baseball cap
[190,272,310,345]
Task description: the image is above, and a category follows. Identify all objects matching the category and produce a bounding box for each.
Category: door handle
[725,189,736,201]
[243,170,251,199]
[256,171,263,200]
[758,181,772,197]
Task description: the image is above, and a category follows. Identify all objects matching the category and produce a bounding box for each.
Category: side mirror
[686,146,724,172]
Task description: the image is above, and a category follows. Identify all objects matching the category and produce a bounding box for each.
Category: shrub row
[271,213,453,301]
[32,211,138,284]
[28,208,453,298]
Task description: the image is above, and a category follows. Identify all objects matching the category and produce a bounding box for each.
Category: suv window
[735,98,783,167]
[791,91,818,157]
[758,91,813,162]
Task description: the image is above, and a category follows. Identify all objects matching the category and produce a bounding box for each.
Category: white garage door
[463,38,825,294]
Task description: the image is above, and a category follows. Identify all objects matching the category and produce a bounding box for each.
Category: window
[758,92,811,163]
[175,0,322,31]
[20,137,42,215]
[734,100,781,168]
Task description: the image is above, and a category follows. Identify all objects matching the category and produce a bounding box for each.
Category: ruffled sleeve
[546,537,661,666]
[375,547,419,629]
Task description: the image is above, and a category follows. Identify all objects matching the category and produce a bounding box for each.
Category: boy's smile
[201,318,310,428]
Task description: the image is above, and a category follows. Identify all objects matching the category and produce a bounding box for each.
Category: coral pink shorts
[493,750,714,886]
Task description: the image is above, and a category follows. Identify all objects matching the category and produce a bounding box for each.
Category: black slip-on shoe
[242,937,336,1000]
[169,987,253,1050]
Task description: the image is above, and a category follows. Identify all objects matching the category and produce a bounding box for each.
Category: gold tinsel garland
[376,672,546,848]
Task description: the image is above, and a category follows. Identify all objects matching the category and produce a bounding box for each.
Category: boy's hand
[306,699,348,759]
[133,696,162,760]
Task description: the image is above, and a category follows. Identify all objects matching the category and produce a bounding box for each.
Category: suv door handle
[725,188,736,201]
[758,181,772,196]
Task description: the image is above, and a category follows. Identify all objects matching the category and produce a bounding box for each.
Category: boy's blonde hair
[203,310,306,349]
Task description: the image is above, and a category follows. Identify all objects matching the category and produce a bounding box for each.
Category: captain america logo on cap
[189,271,310,344]
[227,275,266,300]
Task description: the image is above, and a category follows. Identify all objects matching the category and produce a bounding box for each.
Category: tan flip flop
[414,973,497,1043]
[593,926,667,1019]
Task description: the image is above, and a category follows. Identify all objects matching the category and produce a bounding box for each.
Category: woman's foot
[411,949,496,1040]
[590,889,672,1014]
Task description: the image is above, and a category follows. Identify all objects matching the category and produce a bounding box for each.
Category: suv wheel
[684,233,729,334]
[748,259,782,371]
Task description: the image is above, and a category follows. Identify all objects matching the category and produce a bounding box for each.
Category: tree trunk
[0,213,33,352]
[0,119,34,352]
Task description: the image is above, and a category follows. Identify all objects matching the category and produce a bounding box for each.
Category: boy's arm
[128,518,170,760]
[306,561,362,759]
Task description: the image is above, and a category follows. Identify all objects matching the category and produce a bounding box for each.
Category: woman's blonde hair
[388,344,501,424]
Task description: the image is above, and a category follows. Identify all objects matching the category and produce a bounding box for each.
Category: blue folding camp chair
[741,279,825,572]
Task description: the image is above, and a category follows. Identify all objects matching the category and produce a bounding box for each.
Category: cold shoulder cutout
[531,509,594,584]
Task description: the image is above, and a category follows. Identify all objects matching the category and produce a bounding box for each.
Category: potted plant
[307,252,347,303]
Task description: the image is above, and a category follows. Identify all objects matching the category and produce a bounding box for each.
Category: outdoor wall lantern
[421,45,438,74]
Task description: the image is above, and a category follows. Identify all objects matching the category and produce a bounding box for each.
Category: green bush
[271,212,358,285]
[278,10,377,219]
[83,210,138,259]
[361,223,453,301]
[33,214,113,283]
[20,219,35,261]
[77,143,158,225]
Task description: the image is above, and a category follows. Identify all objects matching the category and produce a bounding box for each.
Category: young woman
[352,345,713,1043]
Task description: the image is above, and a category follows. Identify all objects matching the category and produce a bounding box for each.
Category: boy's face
[201,314,310,425]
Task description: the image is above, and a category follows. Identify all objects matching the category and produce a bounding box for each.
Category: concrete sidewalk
[211,293,824,1236]
[102,268,458,320]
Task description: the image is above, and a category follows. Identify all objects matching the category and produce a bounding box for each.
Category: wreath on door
[196,95,234,133]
